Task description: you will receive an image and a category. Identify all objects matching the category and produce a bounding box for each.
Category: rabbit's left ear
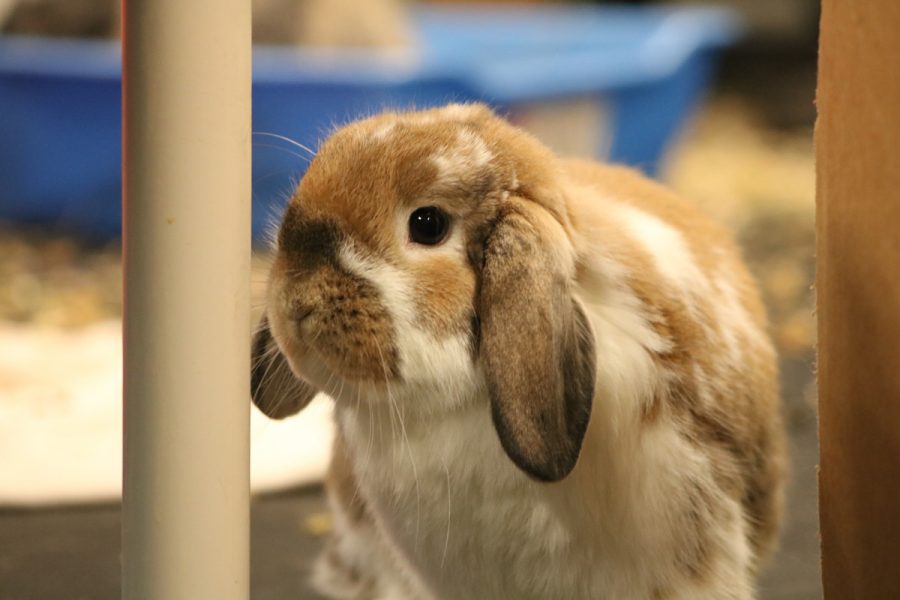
[477,199,596,482]
[251,313,318,419]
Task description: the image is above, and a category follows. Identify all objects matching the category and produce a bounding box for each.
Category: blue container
[0,6,739,239]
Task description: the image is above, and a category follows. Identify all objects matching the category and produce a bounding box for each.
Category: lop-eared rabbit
[252,104,786,600]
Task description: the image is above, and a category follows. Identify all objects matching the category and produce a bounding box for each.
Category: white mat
[0,320,334,507]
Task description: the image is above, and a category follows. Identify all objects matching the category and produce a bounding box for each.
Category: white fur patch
[456,129,493,167]
[438,103,482,121]
[431,130,493,185]
[576,250,672,428]
[371,122,397,141]
[338,243,475,409]
[711,273,769,364]
[711,276,744,364]
[314,486,430,599]
[606,201,709,298]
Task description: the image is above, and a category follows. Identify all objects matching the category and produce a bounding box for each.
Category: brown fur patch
[409,255,476,337]
[294,116,495,261]
[272,245,400,383]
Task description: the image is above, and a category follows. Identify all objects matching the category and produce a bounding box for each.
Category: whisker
[335,373,347,405]
[375,340,422,551]
[252,131,317,157]
[440,458,452,570]
[252,343,278,385]
[251,142,313,164]
[270,360,295,415]
[364,385,375,493]
[321,368,338,401]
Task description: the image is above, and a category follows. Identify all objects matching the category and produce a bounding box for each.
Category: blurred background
[0,0,818,598]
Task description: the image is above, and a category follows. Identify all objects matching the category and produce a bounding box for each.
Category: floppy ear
[251,313,318,419]
[478,200,596,482]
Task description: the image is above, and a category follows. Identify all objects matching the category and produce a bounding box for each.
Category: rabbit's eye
[409,207,450,246]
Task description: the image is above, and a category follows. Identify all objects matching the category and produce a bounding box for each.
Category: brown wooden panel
[816,1,900,598]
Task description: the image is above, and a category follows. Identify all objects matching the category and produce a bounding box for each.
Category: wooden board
[816,1,900,597]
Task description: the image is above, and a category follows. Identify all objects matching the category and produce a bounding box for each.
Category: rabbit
[251,103,787,600]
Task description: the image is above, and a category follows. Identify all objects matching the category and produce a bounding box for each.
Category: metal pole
[122,0,251,598]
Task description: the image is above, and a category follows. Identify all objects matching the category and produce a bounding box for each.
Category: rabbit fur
[252,104,787,600]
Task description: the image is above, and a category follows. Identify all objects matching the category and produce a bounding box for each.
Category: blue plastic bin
[0,5,739,239]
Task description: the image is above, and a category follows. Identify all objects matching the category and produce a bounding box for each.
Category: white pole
[121,0,251,598]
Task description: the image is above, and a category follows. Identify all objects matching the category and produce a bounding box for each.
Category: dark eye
[409,206,450,246]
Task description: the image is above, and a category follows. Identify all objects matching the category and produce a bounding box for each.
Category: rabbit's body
[252,105,786,600]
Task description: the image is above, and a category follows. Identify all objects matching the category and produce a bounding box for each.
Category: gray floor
[0,359,821,600]
[0,489,328,600]
[758,357,822,600]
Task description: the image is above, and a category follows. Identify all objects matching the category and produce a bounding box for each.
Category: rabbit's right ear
[477,199,596,483]
[251,313,317,419]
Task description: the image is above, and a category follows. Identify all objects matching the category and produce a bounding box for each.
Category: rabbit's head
[253,104,595,481]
